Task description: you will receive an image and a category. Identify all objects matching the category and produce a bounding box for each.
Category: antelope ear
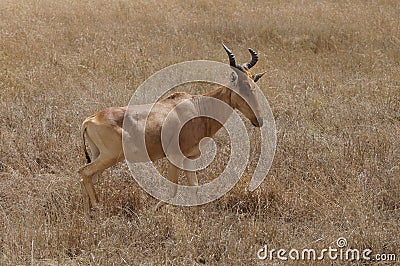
[253,71,266,82]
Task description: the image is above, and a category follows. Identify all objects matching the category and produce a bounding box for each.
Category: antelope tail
[82,127,91,164]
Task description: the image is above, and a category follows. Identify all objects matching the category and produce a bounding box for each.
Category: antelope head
[223,43,266,127]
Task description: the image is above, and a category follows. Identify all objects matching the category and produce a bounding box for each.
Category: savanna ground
[1,0,399,265]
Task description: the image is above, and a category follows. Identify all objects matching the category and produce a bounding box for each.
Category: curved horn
[243,48,258,69]
[222,43,237,67]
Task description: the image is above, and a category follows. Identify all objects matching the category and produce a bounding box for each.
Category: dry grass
[1,0,399,265]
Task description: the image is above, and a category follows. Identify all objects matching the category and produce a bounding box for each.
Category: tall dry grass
[1,0,399,265]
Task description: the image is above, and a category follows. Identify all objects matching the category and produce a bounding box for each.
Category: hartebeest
[79,44,266,213]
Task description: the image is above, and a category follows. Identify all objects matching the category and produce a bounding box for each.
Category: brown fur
[79,58,265,214]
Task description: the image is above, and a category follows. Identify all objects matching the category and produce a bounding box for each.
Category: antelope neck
[202,86,234,108]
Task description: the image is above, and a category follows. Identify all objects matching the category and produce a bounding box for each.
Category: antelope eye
[230,72,237,82]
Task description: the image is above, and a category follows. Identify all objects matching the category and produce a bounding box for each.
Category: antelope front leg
[184,157,199,205]
[184,159,198,186]
[154,162,179,211]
